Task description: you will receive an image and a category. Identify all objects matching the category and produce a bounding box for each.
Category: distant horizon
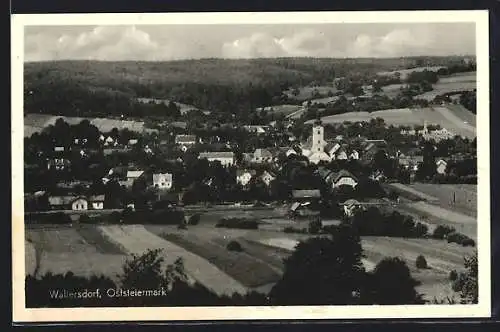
[24,54,476,64]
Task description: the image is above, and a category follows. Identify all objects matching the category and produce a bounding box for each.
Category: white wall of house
[436,162,448,174]
[72,199,88,211]
[153,174,173,189]
[208,157,234,166]
[237,173,253,186]
[92,202,104,210]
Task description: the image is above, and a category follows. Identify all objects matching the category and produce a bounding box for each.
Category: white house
[71,197,88,211]
[153,173,173,190]
[199,151,235,167]
[350,150,360,160]
[89,195,105,210]
[436,159,448,175]
[260,170,276,186]
[236,169,256,186]
[175,134,197,150]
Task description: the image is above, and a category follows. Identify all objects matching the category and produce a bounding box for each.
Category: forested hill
[24,56,468,118]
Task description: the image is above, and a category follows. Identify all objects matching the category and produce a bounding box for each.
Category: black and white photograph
[11,10,491,322]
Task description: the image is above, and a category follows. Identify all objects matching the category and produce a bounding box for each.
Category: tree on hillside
[452,252,478,304]
[364,257,424,305]
[268,224,366,305]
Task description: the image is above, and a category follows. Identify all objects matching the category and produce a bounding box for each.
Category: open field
[25,219,473,302]
[98,225,247,295]
[409,183,477,217]
[25,226,126,280]
[158,232,282,289]
[254,234,473,302]
[376,66,446,79]
[256,104,302,116]
[24,113,156,138]
[284,85,337,101]
[388,183,440,202]
[416,72,476,101]
[314,106,476,138]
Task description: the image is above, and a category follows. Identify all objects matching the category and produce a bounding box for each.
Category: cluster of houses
[400,121,455,142]
[47,194,105,211]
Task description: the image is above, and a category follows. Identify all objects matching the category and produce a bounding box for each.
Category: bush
[308,218,322,234]
[226,241,243,252]
[49,212,72,224]
[216,218,259,230]
[283,227,308,234]
[446,232,476,247]
[188,214,201,225]
[432,225,455,239]
[415,255,428,269]
[78,214,92,224]
[449,270,458,281]
[177,223,187,230]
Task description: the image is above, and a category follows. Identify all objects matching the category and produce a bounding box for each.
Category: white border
[11,10,491,322]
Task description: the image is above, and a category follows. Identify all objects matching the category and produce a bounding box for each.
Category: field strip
[75,225,127,255]
[388,183,439,202]
[213,237,287,272]
[361,238,461,273]
[433,107,476,135]
[256,237,375,271]
[97,225,248,295]
[34,252,126,281]
[160,233,282,288]
[379,237,469,263]
[407,202,476,225]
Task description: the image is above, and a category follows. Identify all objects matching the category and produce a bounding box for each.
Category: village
[24,112,476,221]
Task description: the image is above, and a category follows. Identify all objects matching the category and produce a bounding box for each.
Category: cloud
[222,29,344,59]
[345,28,438,58]
[24,24,475,62]
[24,26,195,62]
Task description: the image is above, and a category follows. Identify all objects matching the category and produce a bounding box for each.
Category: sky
[24,23,476,62]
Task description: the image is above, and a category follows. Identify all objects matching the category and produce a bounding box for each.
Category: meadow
[315,106,476,138]
[25,206,475,302]
[24,113,156,137]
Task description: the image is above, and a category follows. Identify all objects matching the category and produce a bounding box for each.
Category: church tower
[311,124,325,153]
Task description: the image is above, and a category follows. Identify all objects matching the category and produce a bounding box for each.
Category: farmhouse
[260,170,277,186]
[152,173,173,190]
[252,148,273,164]
[332,170,358,189]
[398,155,424,171]
[243,125,269,135]
[175,134,197,146]
[71,196,89,211]
[127,170,145,182]
[89,195,105,210]
[436,159,449,175]
[236,169,256,186]
[198,151,235,167]
[47,158,71,171]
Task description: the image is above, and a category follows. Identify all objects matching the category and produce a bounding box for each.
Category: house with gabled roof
[152,173,173,190]
[199,151,235,167]
[260,170,277,186]
[236,169,256,187]
[251,148,274,164]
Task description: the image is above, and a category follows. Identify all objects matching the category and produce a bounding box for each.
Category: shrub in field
[432,225,455,239]
[226,241,243,252]
[216,218,259,230]
[308,218,322,235]
[446,232,476,247]
[415,255,428,269]
[78,214,92,224]
[188,214,201,225]
[283,227,308,234]
[449,270,458,281]
[452,253,478,304]
[49,212,72,224]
